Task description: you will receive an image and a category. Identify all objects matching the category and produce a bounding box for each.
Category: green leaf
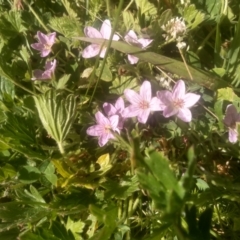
[196,179,209,191]
[123,11,136,30]
[76,37,228,90]
[145,151,185,199]
[41,161,58,186]
[135,0,157,18]
[96,62,112,82]
[66,217,85,240]
[61,0,78,18]
[49,16,82,38]
[33,90,77,154]
[109,76,138,95]
[24,185,46,204]
[89,205,118,240]
[18,166,41,184]
[101,175,139,199]
[51,220,75,240]
[55,74,71,90]
[158,9,172,28]
[0,11,26,38]
[0,76,15,102]
[183,4,205,30]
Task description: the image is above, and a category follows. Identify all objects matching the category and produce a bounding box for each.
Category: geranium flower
[86,111,120,147]
[103,97,125,129]
[124,30,152,64]
[157,80,200,122]
[123,81,164,124]
[31,59,56,80]
[31,31,56,57]
[82,19,120,58]
[223,104,240,143]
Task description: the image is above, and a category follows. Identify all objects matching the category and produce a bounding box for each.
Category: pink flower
[82,19,120,58]
[86,111,120,147]
[157,80,200,122]
[31,59,56,80]
[223,104,240,143]
[103,97,125,129]
[124,30,152,64]
[123,81,164,124]
[31,31,56,57]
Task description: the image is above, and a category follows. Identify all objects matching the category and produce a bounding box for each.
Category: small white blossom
[162,17,186,41]
[176,41,186,49]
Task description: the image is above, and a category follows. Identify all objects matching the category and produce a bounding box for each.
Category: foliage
[0,0,240,239]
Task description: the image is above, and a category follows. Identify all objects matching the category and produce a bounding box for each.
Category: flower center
[104,125,111,133]
[173,98,184,109]
[44,44,52,50]
[139,100,149,109]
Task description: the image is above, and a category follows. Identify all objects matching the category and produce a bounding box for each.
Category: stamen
[173,98,184,109]
[139,100,149,109]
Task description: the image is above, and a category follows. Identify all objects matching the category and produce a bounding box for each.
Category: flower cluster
[82,20,120,58]
[87,80,201,146]
[162,17,187,49]
[82,20,152,64]
[31,31,57,80]
[224,104,240,143]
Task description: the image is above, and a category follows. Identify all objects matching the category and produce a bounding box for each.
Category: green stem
[57,141,65,155]
[106,0,111,17]
[89,0,124,104]
[23,0,48,31]
[7,77,35,95]
[123,0,134,12]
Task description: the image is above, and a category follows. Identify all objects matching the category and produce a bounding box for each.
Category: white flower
[176,41,186,49]
[162,17,186,41]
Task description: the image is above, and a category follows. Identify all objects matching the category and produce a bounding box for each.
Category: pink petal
[128,54,139,64]
[37,31,48,44]
[224,104,238,127]
[99,47,107,58]
[124,30,139,45]
[99,133,111,146]
[183,93,200,108]
[84,26,102,38]
[100,20,112,39]
[137,109,151,124]
[163,105,178,118]
[150,97,165,111]
[172,80,186,99]
[229,128,238,143]
[45,59,56,72]
[113,34,120,41]
[31,69,45,80]
[177,108,192,122]
[109,115,119,131]
[47,32,56,45]
[157,90,172,106]
[122,105,141,118]
[87,125,104,137]
[40,49,51,57]
[138,38,153,48]
[103,103,116,116]
[82,44,101,58]
[95,111,109,125]
[41,70,53,79]
[115,97,125,112]
[140,81,152,102]
[124,89,141,105]
[31,43,44,51]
